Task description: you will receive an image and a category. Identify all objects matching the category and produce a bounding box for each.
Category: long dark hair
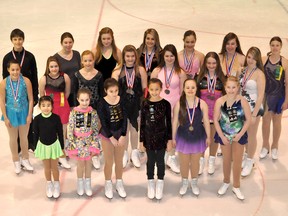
[219,32,244,55]
[157,44,181,74]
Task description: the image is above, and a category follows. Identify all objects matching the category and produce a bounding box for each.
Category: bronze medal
[126,88,134,95]
[189,125,194,131]
[164,89,170,94]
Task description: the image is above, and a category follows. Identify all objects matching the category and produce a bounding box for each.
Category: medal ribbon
[125,66,135,89]
[225,52,237,76]
[164,65,174,89]
[186,97,197,127]
[184,49,195,75]
[12,49,26,68]
[145,48,155,71]
[9,76,20,104]
[241,67,257,90]
[207,72,217,94]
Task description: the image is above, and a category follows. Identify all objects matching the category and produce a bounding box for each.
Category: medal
[207,72,216,100]
[164,65,174,95]
[184,49,195,77]
[125,65,135,93]
[145,48,155,72]
[9,76,20,109]
[225,52,237,77]
[186,97,197,132]
[12,49,26,68]
[126,88,134,95]
[241,67,257,90]
[189,125,194,131]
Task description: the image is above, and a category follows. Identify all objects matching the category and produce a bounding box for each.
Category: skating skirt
[1,106,28,127]
[34,140,63,160]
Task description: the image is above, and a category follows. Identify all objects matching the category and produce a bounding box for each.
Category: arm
[24,77,34,124]
[55,114,64,149]
[179,70,187,93]
[73,74,79,106]
[39,76,46,97]
[64,74,71,99]
[139,101,146,143]
[2,55,9,79]
[33,116,40,149]
[281,57,288,110]
[66,110,76,150]
[0,80,11,127]
[200,99,211,147]
[139,66,148,91]
[111,69,120,81]
[252,70,265,117]
[171,101,180,149]
[165,100,173,148]
[116,48,122,65]
[150,67,160,79]
[96,100,113,138]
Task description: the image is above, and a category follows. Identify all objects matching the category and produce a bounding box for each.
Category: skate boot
[92,155,101,170]
[46,181,54,198]
[122,150,129,168]
[271,148,278,160]
[53,181,60,198]
[147,179,155,199]
[58,157,71,169]
[191,178,200,197]
[198,157,205,175]
[179,178,189,196]
[232,187,245,201]
[84,178,92,197]
[116,179,126,198]
[131,149,141,168]
[208,156,216,175]
[259,148,269,159]
[166,155,180,174]
[77,178,84,196]
[155,179,164,200]
[14,161,21,174]
[105,180,113,199]
[217,183,230,196]
[21,159,34,173]
[241,158,254,177]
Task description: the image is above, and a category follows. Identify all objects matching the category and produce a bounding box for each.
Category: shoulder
[195,50,204,58]
[151,67,161,77]
[23,76,32,85]
[262,56,268,64]
[73,50,81,58]
[281,56,288,69]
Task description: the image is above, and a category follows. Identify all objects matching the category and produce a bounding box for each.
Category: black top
[97,97,127,140]
[46,73,66,92]
[2,48,39,105]
[139,52,159,74]
[94,54,117,81]
[140,99,172,150]
[33,113,64,149]
[74,71,104,109]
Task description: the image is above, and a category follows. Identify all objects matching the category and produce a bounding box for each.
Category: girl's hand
[118,136,126,147]
[281,100,288,111]
[220,135,230,145]
[167,140,174,152]
[90,151,97,157]
[110,137,118,147]
[206,138,211,147]
[232,133,241,142]
[139,142,146,152]
[4,118,11,128]
[26,114,32,125]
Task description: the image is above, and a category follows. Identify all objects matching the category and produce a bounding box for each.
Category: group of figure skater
[1,27,287,201]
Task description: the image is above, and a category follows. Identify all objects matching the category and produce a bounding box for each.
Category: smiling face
[48,61,60,77]
[124,51,136,67]
[164,51,175,66]
[225,38,237,54]
[8,63,21,81]
[148,82,162,99]
[184,79,197,97]
[77,93,90,110]
[101,33,113,48]
[61,37,74,52]
[11,36,24,51]
[81,53,94,70]
[39,100,53,115]
[145,33,156,49]
[225,80,239,96]
[206,56,217,73]
[184,35,196,51]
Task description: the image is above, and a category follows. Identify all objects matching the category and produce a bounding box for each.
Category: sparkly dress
[140,99,172,150]
[176,100,207,154]
[263,57,285,114]
[214,100,248,145]
[198,76,224,121]
[45,73,70,124]
[1,75,29,127]
[67,106,100,160]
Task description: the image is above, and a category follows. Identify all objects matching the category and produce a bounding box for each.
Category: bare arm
[64,74,71,99]
[172,101,180,144]
[150,67,160,79]
[111,69,120,81]
[179,70,187,93]
[38,76,46,97]
[281,57,288,110]
[252,70,265,116]
[139,66,147,90]
[200,99,211,146]
[24,77,34,124]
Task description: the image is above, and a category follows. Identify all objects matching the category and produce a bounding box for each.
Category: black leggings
[146,148,165,180]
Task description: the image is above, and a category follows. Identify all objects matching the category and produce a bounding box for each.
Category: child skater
[34,96,64,198]
[39,56,71,169]
[172,78,210,197]
[214,76,251,201]
[0,60,34,174]
[66,88,101,197]
[97,78,127,200]
[140,78,172,200]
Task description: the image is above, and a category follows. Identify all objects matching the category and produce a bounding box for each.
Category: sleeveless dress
[1,75,29,127]
[94,54,117,81]
[45,73,70,124]
[198,76,223,121]
[139,52,159,78]
[239,72,264,116]
[220,53,242,77]
[263,57,285,114]
[179,51,201,78]
[158,67,181,110]
[214,100,248,145]
[176,100,207,154]
[74,71,104,109]
[67,106,100,160]
[118,66,143,131]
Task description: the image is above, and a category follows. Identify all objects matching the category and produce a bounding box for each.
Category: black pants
[146,148,165,180]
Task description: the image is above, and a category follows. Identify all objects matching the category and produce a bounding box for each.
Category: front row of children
[0,60,250,201]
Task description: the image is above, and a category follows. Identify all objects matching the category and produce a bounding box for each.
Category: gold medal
[189,125,194,131]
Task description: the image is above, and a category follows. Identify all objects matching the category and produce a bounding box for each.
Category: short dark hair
[10,28,25,40]
[60,32,74,44]
[39,96,54,107]
[104,78,119,91]
[148,78,162,89]
[7,59,20,69]
[77,88,92,99]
